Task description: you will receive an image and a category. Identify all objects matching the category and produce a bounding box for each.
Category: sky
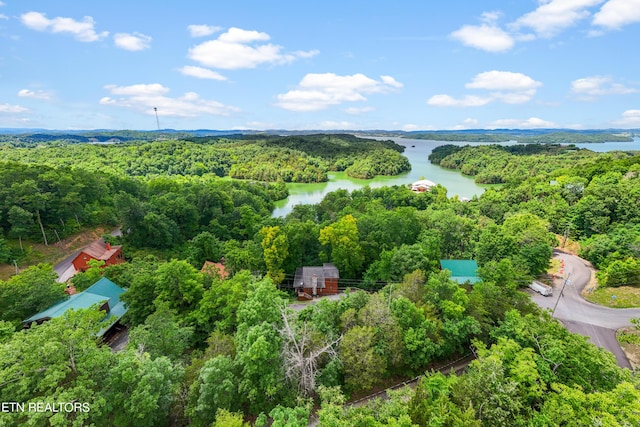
[1,0,640,131]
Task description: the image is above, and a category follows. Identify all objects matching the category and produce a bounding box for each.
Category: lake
[271,136,640,217]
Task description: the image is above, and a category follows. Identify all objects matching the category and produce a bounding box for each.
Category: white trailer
[529,281,553,296]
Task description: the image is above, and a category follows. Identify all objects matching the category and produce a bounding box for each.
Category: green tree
[7,205,34,250]
[0,309,113,426]
[260,225,289,284]
[106,349,182,427]
[154,259,204,316]
[128,303,194,361]
[409,372,480,426]
[0,263,65,326]
[339,325,385,392]
[186,231,224,268]
[319,214,364,278]
[234,278,289,413]
[213,409,249,427]
[189,355,240,427]
[71,258,105,291]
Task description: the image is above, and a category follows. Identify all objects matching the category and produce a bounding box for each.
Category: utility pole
[552,273,571,317]
[154,107,160,130]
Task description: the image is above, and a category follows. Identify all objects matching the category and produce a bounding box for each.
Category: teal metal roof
[24,278,128,330]
[440,260,481,284]
[85,277,124,306]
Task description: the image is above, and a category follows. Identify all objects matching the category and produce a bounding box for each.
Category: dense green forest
[1,135,640,426]
[0,134,410,182]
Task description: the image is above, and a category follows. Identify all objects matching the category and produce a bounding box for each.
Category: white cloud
[0,103,29,113]
[401,123,420,131]
[100,83,239,118]
[188,27,318,69]
[466,70,542,91]
[275,73,403,112]
[114,32,152,51]
[450,24,515,52]
[0,14,7,20]
[511,0,605,38]
[427,94,493,107]
[188,24,222,37]
[612,109,640,127]
[381,75,403,88]
[317,121,359,130]
[571,76,637,99]
[489,117,557,129]
[593,0,640,29]
[218,27,270,43]
[429,71,542,107]
[454,1,630,50]
[20,11,108,42]
[179,65,227,81]
[18,88,53,100]
[104,83,169,96]
[452,118,481,130]
[345,106,375,115]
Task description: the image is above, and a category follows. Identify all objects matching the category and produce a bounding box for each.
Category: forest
[1,134,640,426]
[0,134,410,182]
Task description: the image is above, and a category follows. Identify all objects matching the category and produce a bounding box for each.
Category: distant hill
[0,127,638,146]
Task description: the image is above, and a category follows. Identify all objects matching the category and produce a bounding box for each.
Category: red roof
[201,261,229,279]
[80,240,121,260]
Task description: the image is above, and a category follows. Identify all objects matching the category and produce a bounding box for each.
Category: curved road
[528,250,640,369]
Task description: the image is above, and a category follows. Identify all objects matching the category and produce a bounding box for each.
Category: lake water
[271,136,640,217]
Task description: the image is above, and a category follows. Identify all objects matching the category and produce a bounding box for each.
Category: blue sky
[1,0,640,131]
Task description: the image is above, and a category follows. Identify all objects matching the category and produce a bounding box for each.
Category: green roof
[24,278,127,333]
[440,260,481,284]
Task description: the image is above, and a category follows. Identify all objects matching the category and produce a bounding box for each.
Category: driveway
[54,250,80,283]
[528,250,640,368]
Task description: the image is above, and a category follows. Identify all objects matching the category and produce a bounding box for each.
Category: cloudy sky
[1,0,640,130]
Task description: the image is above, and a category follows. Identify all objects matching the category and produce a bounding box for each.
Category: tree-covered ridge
[408,130,634,143]
[0,161,286,252]
[0,134,410,183]
[428,143,634,184]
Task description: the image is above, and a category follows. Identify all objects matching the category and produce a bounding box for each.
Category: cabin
[72,240,124,272]
[293,263,339,300]
[410,179,436,193]
[22,277,128,336]
[440,260,481,284]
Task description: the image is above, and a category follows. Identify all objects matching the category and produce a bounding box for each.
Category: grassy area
[617,328,640,370]
[583,285,640,308]
[547,258,562,277]
[0,227,114,281]
[555,234,580,255]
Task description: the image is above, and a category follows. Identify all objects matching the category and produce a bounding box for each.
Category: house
[23,277,128,336]
[410,179,436,193]
[201,260,229,279]
[440,260,481,284]
[293,263,339,300]
[72,239,124,272]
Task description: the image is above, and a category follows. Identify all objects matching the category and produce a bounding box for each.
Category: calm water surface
[271,136,640,217]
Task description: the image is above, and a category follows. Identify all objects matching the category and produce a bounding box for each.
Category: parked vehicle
[529,281,553,296]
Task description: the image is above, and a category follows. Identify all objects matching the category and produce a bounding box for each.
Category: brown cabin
[72,240,124,272]
[293,263,339,300]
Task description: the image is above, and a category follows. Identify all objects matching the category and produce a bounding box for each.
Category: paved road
[528,250,640,368]
[54,250,80,283]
